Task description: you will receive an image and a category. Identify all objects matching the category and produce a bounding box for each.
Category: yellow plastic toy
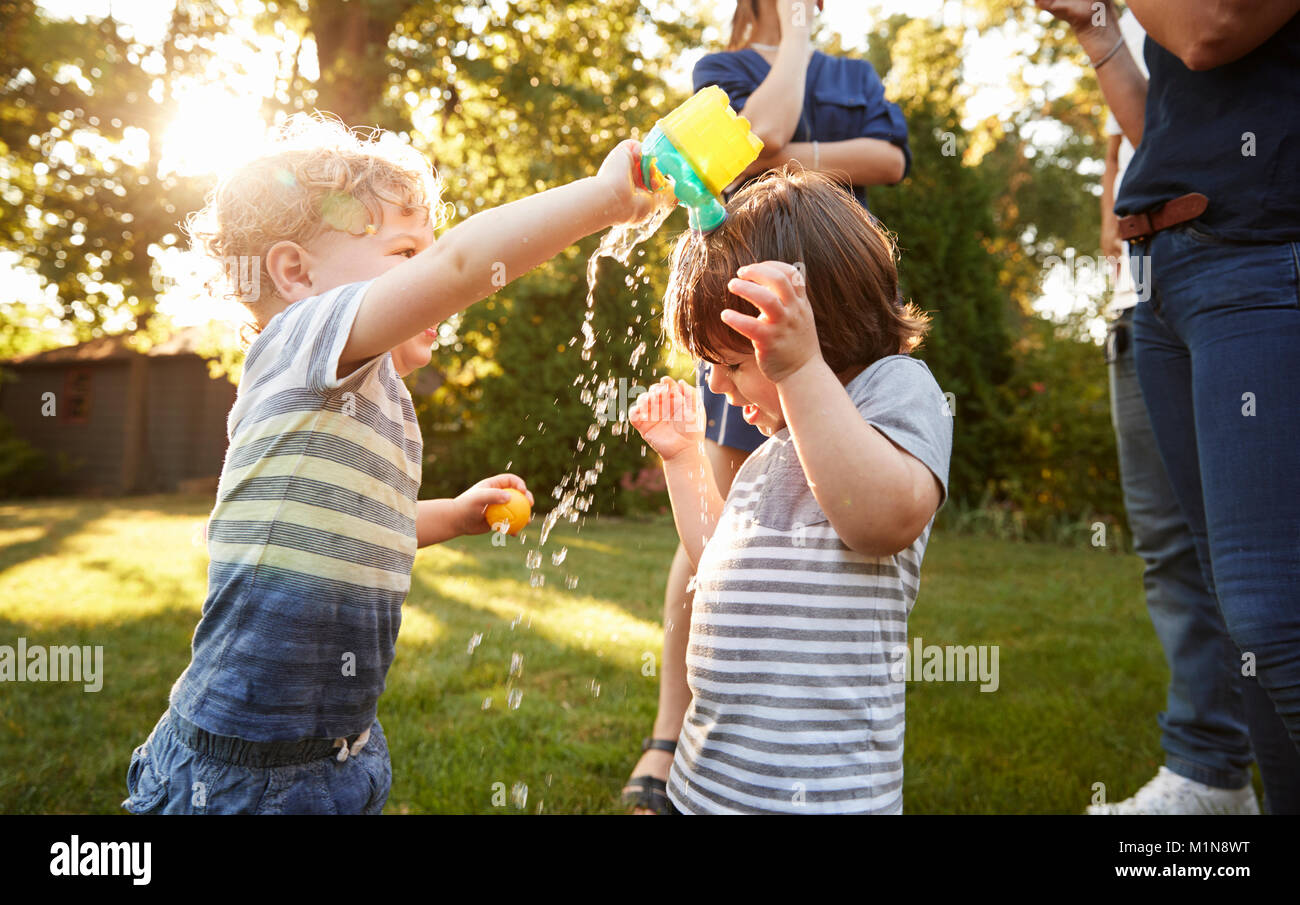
[641,86,764,232]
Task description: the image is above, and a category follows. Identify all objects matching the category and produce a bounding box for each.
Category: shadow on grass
[0,551,664,814]
[0,493,215,578]
[0,504,98,577]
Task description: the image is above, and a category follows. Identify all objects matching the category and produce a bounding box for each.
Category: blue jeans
[122,709,391,814]
[1131,225,1300,814]
[1107,307,1253,790]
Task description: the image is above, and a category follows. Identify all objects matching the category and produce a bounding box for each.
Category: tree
[1,0,227,341]
[862,9,1121,530]
[393,0,704,507]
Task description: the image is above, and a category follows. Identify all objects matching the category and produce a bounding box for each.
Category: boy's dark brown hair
[664,165,929,373]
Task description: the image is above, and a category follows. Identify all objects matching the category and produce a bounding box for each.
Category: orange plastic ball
[485,488,531,536]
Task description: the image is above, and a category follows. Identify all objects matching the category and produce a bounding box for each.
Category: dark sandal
[621,737,677,814]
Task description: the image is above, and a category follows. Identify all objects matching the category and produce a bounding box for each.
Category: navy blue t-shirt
[1116,15,1300,242]
[693,49,912,208]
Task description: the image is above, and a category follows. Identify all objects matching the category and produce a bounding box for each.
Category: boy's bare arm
[416,475,534,547]
[776,360,941,557]
[661,450,725,569]
[629,378,724,568]
[416,499,464,547]
[340,142,657,370]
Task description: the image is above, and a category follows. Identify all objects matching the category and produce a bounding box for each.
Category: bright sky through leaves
[14,0,1102,333]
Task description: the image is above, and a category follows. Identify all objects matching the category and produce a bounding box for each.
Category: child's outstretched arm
[416,474,534,547]
[340,141,663,371]
[723,262,942,557]
[629,378,721,568]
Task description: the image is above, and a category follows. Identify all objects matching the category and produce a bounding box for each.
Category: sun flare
[158,84,269,179]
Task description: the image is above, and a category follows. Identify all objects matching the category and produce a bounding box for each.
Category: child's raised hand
[597,139,672,225]
[722,261,822,384]
[629,377,706,462]
[453,474,534,536]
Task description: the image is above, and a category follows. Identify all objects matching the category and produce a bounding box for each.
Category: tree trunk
[308,0,417,128]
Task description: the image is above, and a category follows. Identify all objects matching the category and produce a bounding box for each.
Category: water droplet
[482,696,492,710]
[551,546,567,566]
[565,575,579,589]
[589,679,601,697]
[526,550,542,570]
[508,688,523,710]
[529,572,545,588]
[511,782,528,809]
[629,341,646,368]
[467,632,483,655]
[509,651,523,677]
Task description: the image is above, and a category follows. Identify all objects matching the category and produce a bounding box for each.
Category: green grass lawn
[0,494,1210,814]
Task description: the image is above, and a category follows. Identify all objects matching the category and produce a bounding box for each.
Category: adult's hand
[1035,0,1122,60]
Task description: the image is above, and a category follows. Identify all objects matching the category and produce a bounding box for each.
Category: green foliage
[865,20,1017,512]
[0,0,223,337]
[863,13,1121,538]
[1,0,1125,539]
[397,0,701,509]
[417,225,685,511]
[994,312,1123,541]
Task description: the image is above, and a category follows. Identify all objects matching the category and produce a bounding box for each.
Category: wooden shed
[0,329,236,495]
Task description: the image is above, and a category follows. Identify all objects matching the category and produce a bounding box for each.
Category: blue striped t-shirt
[169,280,423,741]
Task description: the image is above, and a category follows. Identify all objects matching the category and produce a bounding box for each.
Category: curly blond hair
[184,112,451,325]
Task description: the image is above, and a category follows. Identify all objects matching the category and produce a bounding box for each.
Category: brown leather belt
[1117,192,1209,242]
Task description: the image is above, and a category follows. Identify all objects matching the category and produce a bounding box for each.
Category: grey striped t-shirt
[667,355,952,814]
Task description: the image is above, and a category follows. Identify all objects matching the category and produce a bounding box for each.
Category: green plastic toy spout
[641,126,729,233]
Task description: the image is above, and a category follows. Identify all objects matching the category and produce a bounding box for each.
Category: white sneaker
[1087,767,1260,815]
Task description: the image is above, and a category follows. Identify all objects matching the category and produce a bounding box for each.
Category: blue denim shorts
[122,709,392,815]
